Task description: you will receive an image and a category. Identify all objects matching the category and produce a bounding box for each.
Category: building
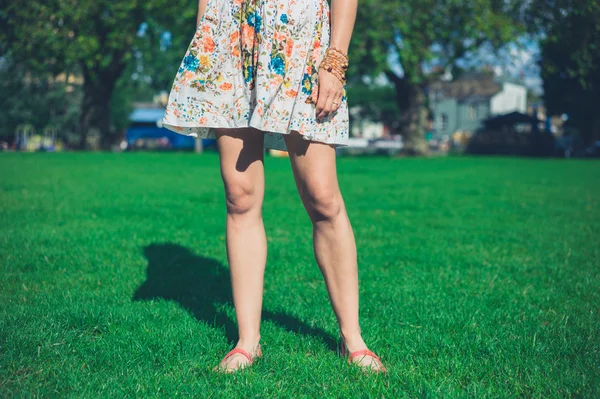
[429,74,528,137]
[348,106,390,139]
[125,105,215,150]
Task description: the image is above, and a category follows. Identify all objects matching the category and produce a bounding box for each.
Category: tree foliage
[0,56,81,143]
[1,0,196,148]
[526,0,600,144]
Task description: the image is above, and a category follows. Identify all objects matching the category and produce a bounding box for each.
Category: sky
[456,36,543,95]
[387,35,544,95]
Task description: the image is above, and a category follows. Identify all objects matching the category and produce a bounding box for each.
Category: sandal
[339,336,387,374]
[213,343,262,373]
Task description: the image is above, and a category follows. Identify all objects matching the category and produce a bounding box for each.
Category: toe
[353,354,385,373]
[215,353,250,373]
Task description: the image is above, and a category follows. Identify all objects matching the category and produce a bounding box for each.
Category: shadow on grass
[133,243,337,351]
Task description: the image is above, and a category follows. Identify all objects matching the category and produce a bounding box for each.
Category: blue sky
[456,36,543,95]
[387,35,543,95]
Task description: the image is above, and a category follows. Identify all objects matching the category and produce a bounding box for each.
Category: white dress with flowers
[161,0,349,152]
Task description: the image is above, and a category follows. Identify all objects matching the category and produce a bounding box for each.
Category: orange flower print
[203,36,215,53]
[202,25,210,33]
[219,82,233,90]
[199,116,208,124]
[274,31,286,43]
[286,39,294,57]
[285,89,298,98]
[180,71,193,85]
[241,24,255,48]
[230,31,239,42]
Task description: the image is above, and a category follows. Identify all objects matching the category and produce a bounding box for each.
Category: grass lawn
[1,152,599,398]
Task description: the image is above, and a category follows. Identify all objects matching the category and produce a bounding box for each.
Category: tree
[0,53,82,144]
[526,0,600,144]
[1,0,196,148]
[349,0,525,154]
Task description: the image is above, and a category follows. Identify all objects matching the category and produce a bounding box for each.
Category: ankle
[237,334,261,350]
[340,329,366,350]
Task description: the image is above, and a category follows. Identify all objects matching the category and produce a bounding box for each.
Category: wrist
[328,44,349,56]
[319,47,349,84]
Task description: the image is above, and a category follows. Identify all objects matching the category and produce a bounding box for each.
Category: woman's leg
[283,132,383,371]
[213,127,266,372]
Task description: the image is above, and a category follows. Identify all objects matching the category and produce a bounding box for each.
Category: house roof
[484,111,540,127]
[460,94,496,104]
[429,73,502,101]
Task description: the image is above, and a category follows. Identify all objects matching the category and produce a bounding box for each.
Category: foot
[340,332,387,373]
[213,340,262,373]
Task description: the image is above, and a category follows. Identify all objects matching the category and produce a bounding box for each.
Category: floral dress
[161,0,349,152]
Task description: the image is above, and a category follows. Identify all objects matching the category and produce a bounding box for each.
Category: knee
[224,179,261,216]
[303,184,343,222]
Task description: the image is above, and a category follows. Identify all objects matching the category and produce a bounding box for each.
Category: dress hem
[162,119,349,152]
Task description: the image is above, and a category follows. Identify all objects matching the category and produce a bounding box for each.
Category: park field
[1,152,599,398]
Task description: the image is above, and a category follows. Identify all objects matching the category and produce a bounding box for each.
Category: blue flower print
[271,54,285,76]
[244,65,254,83]
[183,55,199,72]
[280,14,288,24]
[301,73,312,95]
[247,11,262,32]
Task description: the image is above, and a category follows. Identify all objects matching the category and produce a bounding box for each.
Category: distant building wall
[434,98,458,136]
[491,82,527,115]
[358,121,385,139]
[457,101,491,132]
[349,109,386,139]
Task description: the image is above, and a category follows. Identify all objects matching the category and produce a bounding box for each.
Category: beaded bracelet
[319,47,349,84]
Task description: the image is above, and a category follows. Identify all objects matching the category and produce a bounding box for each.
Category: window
[440,113,448,130]
[468,104,477,120]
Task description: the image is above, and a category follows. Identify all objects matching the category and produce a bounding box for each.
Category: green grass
[1,152,599,398]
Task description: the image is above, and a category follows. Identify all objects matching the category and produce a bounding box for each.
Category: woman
[162,0,387,374]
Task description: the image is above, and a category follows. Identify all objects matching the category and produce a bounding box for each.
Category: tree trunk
[403,84,429,155]
[79,63,122,150]
[386,71,429,155]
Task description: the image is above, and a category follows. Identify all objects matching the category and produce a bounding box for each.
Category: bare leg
[283,132,384,371]
[213,127,265,372]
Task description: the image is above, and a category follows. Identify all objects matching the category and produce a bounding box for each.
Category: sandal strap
[348,349,382,364]
[222,348,253,364]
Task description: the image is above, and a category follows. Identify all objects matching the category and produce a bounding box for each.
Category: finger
[331,92,343,111]
[323,87,342,116]
[321,88,337,118]
[314,86,324,115]
[321,93,335,118]
[311,85,319,105]
[316,89,331,119]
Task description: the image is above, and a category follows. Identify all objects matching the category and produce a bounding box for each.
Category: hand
[312,68,344,119]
